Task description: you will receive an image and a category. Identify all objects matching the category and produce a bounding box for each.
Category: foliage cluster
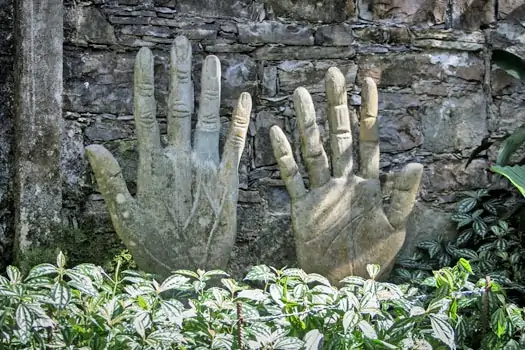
[395,189,525,295]
[1,253,524,349]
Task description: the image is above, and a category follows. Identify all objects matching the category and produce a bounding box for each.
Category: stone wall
[0,0,13,268]
[2,0,525,275]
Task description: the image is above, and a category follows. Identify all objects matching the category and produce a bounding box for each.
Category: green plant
[395,189,525,299]
[1,253,525,349]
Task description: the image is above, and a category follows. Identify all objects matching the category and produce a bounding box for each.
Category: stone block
[238,21,314,46]
[490,97,525,135]
[61,120,88,206]
[176,0,265,19]
[358,0,447,24]
[498,1,525,19]
[65,6,116,45]
[277,60,358,94]
[421,92,487,153]
[451,0,495,29]
[422,158,490,193]
[376,92,422,153]
[254,111,285,167]
[358,52,484,88]
[265,0,351,22]
[314,23,353,46]
[254,45,356,61]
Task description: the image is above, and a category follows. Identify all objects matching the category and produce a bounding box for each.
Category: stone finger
[325,67,353,178]
[220,92,252,180]
[294,87,331,188]
[359,77,380,179]
[385,163,424,229]
[270,125,307,200]
[85,144,137,239]
[168,36,193,150]
[194,55,221,165]
[134,48,161,198]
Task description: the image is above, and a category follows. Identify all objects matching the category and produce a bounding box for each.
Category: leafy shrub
[1,253,525,349]
[395,189,525,299]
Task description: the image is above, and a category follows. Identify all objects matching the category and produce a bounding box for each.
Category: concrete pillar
[13,0,63,266]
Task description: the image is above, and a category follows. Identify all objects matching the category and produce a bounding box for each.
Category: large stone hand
[270,68,423,284]
[85,36,252,277]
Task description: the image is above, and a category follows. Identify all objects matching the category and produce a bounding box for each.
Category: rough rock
[265,0,351,22]
[238,21,314,46]
[358,0,448,24]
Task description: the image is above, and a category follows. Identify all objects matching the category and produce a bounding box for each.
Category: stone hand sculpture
[270,68,423,284]
[85,36,252,277]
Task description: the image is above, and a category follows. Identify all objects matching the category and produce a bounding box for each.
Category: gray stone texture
[12,0,63,267]
[1,0,524,276]
[0,0,13,271]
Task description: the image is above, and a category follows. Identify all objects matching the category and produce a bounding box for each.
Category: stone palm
[85,36,252,277]
[270,68,423,284]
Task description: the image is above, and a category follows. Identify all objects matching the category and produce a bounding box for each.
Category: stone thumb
[85,144,135,220]
[385,163,423,229]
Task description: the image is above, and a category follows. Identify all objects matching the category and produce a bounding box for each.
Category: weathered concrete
[13,0,63,266]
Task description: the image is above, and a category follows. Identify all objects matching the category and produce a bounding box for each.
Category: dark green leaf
[473,220,488,237]
[455,230,473,246]
[454,249,478,260]
[457,197,478,213]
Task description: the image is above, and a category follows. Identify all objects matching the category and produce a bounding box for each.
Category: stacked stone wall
[2,0,525,275]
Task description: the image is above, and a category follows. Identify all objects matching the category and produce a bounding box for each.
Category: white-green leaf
[159,300,184,328]
[269,284,284,307]
[211,334,234,349]
[56,251,67,269]
[429,313,456,349]
[26,263,58,280]
[304,329,323,350]
[172,269,199,279]
[357,320,377,339]
[274,336,304,350]
[305,273,331,287]
[244,265,276,283]
[52,282,71,308]
[133,311,151,339]
[340,276,365,286]
[366,264,381,280]
[237,289,267,302]
[343,309,359,333]
[159,275,190,292]
[220,278,240,294]
[7,266,21,283]
[15,304,33,344]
